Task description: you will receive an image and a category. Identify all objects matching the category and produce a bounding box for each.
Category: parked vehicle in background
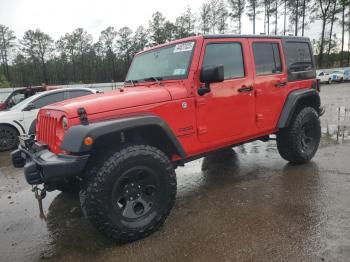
[12,35,322,243]
[0,85,63,111]
[343,68,350,81]
[331,70,345,82]
[316,70,332,84]
[0,88,98,151]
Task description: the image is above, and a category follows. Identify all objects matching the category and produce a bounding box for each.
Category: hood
[0,108,22,121]
[46,86,173,118]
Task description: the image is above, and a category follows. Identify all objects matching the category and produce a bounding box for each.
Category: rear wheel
[80,145,176,242]
[0,125,19,152]
[277,107,321,164]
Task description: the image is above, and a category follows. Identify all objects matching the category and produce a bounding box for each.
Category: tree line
[0,0,350,87]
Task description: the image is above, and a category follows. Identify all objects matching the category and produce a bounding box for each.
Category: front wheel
[80,145,177,243]
[277,107,321,164]
[0,125,19,152]
[328,78,332,84]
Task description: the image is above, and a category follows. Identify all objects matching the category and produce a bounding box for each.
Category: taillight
[312,79,320,92]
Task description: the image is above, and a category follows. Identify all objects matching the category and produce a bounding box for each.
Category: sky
[0,0,345,46]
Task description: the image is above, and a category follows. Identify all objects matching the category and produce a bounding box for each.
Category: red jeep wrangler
[12,35,322,242]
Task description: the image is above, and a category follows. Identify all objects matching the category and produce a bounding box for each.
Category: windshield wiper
[124,79,138,86]
[143,77,163,85]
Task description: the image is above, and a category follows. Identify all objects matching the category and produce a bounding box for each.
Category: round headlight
[62,116,68,130]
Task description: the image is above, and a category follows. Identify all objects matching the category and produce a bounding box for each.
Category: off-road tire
[79,145,177,243]
[0,125,19,152]
[277,107,321,164]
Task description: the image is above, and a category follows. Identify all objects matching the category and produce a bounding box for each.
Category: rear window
[285,42,313,72]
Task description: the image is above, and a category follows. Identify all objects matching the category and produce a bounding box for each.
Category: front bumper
[11,136,89,185]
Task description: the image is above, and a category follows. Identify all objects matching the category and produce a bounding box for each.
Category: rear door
[249,39,287,131]
[196,38,255,143]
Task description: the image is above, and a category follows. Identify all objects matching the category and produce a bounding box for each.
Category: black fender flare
[277,89,321,128]
[60,115,186,158]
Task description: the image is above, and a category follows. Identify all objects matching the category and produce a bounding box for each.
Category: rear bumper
[11,136,89,185]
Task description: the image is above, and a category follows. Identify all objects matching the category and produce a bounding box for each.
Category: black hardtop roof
[203,34,310,42]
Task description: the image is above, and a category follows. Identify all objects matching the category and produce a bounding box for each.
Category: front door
[196,38,255,143]
[249,39,287,131]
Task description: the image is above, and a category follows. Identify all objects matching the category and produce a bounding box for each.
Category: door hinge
[198,127,208,135]
[256,114,264,122]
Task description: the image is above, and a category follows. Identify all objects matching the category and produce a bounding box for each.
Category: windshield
[126,41,195,82]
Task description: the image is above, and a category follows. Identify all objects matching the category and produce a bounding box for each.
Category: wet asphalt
[0,83,350,262]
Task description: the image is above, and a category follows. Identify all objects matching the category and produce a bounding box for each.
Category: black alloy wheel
[112,166,161,226]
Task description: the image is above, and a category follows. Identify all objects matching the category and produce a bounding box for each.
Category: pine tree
[228,0,246,34]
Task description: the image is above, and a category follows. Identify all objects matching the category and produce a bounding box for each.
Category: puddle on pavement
[0,188,114,261]
[321,107,350,145]
[0,188,58,261]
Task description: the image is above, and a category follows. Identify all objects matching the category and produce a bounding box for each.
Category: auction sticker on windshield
[174,42,194,53]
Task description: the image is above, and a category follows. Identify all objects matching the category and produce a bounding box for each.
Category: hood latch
[77,107,89,125]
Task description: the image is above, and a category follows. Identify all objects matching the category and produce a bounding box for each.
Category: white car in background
[331,70,345,82]
[316,70,332,84]
[0,88,98,151]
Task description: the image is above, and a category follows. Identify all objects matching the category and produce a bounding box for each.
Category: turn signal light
[84,136,94,146]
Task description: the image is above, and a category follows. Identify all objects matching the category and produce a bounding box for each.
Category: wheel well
[89,125,181,160]
[295,94,320,113]
[278,90,321,129]
[0,123,20,136]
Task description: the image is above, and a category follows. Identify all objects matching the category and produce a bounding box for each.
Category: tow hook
[32,185,47,220]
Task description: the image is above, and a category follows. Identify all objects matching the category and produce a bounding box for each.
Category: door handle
[275,81,287,88]
[238,85,253,93]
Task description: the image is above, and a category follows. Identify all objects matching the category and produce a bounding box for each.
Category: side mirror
[200,65,224,84]
[23,103,35,111]
[198,65,224,96]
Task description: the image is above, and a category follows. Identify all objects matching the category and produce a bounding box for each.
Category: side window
[285,42,313,72]
[33,92,64,109]
[253,42,282,75]
[68,90,92,99]
[202,43,245,79]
